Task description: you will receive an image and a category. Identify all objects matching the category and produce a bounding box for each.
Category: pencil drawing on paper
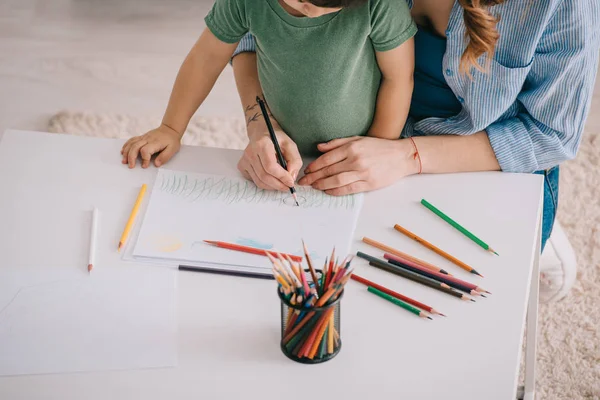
[158,171,356,209]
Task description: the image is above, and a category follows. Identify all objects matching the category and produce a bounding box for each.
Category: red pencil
[351,274,445,316]
[203,240,302,262]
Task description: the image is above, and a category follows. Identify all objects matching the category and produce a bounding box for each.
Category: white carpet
[48,111,600,400]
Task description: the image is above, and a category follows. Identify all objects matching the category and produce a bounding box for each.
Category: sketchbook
[132,169,363,272]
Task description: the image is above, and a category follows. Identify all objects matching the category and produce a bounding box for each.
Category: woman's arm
[369,39,415,139]
[299,132,499,195]
[413,131,500,173]
[486,1,600,173]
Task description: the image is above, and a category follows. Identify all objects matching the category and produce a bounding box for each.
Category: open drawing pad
[132,169,364,271]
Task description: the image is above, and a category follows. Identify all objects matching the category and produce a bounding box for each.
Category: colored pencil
[302,240,321,295]
[421,199,499,256]
[204,240,303,262]
[351,273,445,316]
[393,224,483,277]
[356,252,474,301]
[369,261,474,301]
[118,184,147,252]
[88,207,99,273]
[367,287,432,320]
[384,255,484,297]
[256,96,299,206]
[358,251,451,287]
[362,237,451,275]
[382,252,490,294]
[178,264,275,280]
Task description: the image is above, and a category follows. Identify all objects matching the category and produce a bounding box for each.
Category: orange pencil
[204,240,302,262]
[362,237,451,275]
[393,224,483,277]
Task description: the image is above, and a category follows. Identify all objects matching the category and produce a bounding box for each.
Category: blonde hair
[458,0,505,76]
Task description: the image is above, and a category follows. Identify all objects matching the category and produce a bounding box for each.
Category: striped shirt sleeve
[232,33,257,58]
[487,1,600,172]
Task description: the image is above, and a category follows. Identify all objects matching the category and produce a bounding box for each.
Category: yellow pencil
[117,184,147,252]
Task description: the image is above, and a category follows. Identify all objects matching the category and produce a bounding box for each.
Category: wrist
[398,137,421,176]
[160,121,185,139]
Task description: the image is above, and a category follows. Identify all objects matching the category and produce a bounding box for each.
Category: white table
[0,130,542,400]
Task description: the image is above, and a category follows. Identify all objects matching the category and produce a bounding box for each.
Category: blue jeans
[534,166,559,252]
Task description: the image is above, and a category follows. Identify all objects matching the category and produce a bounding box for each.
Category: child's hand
[121,124,182,169]
[237,122,302,192]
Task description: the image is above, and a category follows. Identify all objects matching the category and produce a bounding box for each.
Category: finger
[121,137,136,155]
[299,159,351,186]
[311,171,363,191]
[257,153,294,191]
[248,160,277,191]
[280,141,303,181]
[139,141,166,169]
[304,146,348,174]
[154,144,178,167]
[324,181,370,196]
[316,136,361,152]
[127,140,147,169]
[121,138,140,164]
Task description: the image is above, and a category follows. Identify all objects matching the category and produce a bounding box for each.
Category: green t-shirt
[205,0,416,155]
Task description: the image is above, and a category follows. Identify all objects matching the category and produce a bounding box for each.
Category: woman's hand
[298,136,419,196]
[121,124,182,169]
[237,119,303,191]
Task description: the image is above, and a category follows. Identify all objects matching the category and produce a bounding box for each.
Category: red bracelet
[408,137,422,174]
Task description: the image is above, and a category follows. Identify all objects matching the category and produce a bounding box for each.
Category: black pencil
[256,96,299,206]
[178,265,275,280]
[385,257,483,296]
[356,252,474,302]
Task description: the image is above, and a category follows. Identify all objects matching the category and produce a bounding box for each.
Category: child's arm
[367,38,415,140]
[122,28,239,168]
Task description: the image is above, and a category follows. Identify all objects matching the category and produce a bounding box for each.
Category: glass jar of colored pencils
[278,270,344,364]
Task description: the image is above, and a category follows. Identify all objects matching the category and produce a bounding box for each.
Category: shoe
[539,222,577,303]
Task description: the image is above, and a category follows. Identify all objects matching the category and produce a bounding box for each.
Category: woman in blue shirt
[228,0,599,301]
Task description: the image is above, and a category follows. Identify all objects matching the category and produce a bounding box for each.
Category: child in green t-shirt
[122,0,416,169]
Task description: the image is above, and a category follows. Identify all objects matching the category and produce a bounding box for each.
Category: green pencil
[367,287,432,320]
[421,198,499,256]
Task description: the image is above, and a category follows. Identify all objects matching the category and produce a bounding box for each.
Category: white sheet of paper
[132,169,363,270]
[0,265,177,376]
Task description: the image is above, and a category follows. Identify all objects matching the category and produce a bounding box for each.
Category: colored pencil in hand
[118,184,147,252]
[367,287,432,320]
[393,224,483,277]
[362,236,451,275]
[351,273,445,316]
[256,96,299,206]
[203,240,303,262]
[421,199,499,256]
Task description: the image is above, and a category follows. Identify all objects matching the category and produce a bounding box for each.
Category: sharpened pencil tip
[427,317,433,320]
[87,264,93,273]
[481,294,488,298]
[472,270,484,277]
[117,242,123,252]
[439,313,447,317]
[470,299,476,302]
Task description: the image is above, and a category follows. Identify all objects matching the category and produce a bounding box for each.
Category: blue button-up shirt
[232,0,600,172]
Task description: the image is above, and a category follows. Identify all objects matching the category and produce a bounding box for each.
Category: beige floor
[0,0,241,135]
